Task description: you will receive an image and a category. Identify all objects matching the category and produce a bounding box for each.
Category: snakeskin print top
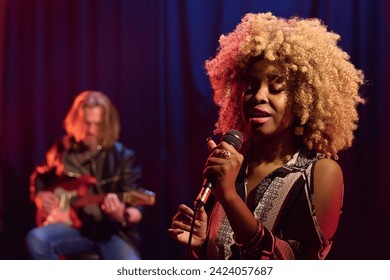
[196,148,338,260]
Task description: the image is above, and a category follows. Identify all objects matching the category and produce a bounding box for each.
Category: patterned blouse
[193,148,338,260]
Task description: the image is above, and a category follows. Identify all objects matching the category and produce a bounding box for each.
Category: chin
[83,139,99,148]
[250,126,277,138]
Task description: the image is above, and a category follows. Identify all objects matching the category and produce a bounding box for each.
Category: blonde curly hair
[205,12,365,159]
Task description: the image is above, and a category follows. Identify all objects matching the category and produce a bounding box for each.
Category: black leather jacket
[30,135,142,246]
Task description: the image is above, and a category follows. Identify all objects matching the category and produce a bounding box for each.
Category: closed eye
[269,85,285,94]
[268,75,286,94]
[243,78,259,95]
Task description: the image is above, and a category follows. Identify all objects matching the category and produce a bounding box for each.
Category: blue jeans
[26,223,140,260]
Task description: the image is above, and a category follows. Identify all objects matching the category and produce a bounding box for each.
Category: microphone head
[221,129,243,151]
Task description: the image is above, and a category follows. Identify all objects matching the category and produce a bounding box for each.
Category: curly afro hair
[205,12,365,159]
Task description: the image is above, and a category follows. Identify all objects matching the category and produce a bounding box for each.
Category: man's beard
[82,135,100,150]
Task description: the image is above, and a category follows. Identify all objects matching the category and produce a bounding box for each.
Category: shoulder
[45,136,71,160]
[312,157,344,211]
[111,142,136,159]
[48,135,69,150]
[312,157,344,240]
[313,157,343,188]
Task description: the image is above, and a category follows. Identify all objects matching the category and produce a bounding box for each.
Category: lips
[248,107,272,124]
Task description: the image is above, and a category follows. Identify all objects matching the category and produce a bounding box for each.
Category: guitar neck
[70,194,106,208]
[70,190,155,208]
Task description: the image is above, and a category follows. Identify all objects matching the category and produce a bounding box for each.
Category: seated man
[26,90,151,260]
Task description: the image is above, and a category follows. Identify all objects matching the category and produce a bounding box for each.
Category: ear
[294,118,304,136]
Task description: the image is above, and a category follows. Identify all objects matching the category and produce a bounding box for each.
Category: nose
[87,126,94,134]
[93,124,100,134]
[85,123,97,135]
[254,84,269,103]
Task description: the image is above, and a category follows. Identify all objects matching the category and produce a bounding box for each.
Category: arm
[102,145,143,226]
[30,139,68,225]
[203,140,260,250]
[313,158,344,241]
[268,158,344,259]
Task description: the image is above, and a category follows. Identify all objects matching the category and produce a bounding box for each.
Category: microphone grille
[221,129,243,151]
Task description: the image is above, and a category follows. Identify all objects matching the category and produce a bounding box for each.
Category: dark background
[0,0,389,260]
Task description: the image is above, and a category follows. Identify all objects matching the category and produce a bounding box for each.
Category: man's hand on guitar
[35,191,77,226]
[101,193,126,223]
[35,191,59,216]
[43,208,73,226]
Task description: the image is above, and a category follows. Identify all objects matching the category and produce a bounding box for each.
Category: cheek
[279,97,294,126]
[241,96,251,121]
[96,126,102,135]
[80,123,88,135]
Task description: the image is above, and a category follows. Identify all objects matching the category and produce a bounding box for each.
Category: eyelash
[244,83,285,95]
[270,86,285,93]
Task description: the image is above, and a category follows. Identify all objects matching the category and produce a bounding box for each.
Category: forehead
[247,59,285,77]
[83,106,103,121]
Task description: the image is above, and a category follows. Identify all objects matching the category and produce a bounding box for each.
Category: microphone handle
[195,179,213,210]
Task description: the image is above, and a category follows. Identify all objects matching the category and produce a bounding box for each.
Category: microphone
[195,129,243,210]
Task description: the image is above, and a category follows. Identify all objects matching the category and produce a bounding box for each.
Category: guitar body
[35,175,156,228]
[35,175,95,228]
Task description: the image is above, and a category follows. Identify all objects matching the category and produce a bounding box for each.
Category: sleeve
[29,139,66,201]
[117,147,142,192]
[107,143,149,210]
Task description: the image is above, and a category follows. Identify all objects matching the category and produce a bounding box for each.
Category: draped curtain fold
[0,0,389,259]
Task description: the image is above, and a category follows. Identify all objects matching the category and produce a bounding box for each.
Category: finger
[175,214,202,227]
[178,204,194,217]
[167,228,187,243]
[172,221,194,232]
[46,215,54,223]
[104,193,117,209]
[173,211,193,226]
[43,202,56,212]
[105,193,116,202]
[108,193,121,203]
[212,148,231,159]
[173,205,201,224]
[206,138,217,152]
[102,201,111,212]
[46,196,57,203]
[167,228,185,235]
[220,141,239,153]
[112,194,124,208]
[44,196,59,206]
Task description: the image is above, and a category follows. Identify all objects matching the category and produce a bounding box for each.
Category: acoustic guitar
[35,175,156,228]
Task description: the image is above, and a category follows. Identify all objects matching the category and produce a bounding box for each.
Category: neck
[248,130,300,165]
[89,144,102,152]
[79,140,102,152]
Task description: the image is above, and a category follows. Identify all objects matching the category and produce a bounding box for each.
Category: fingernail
[206,137,212,142]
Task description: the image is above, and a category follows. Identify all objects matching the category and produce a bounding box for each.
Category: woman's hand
[203,138,244,203]
[168,204,207,247]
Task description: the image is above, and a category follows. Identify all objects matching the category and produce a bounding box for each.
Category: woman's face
[241,59,294,138]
